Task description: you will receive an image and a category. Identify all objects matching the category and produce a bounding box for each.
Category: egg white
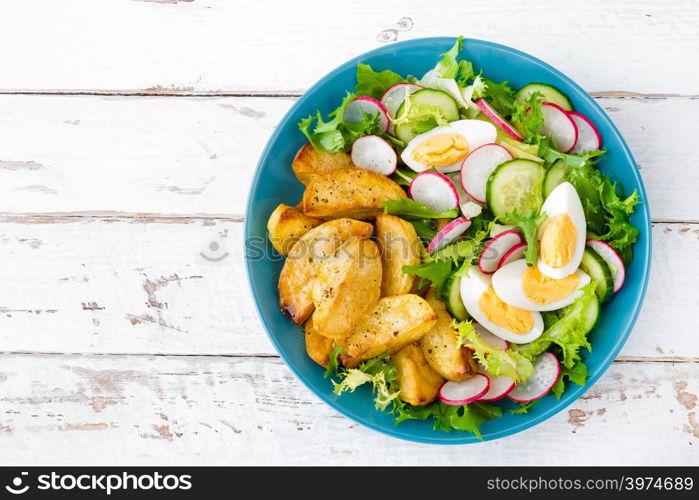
[401,119,497,173]
[459,267,544,344]
[536,182,587,279]
[492,259,591,311]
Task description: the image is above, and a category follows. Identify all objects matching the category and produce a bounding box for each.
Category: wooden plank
[0,95,696,220]
[0,354,694,465]
[0,218,695,358]
[0,1,697,94]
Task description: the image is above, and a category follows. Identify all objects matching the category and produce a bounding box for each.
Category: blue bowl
[244,37,651,444]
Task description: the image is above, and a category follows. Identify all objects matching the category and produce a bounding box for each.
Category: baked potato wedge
[420,293,478,381]
[267,204,322,256]
[304,316,336,368]
[279,218,374,324]
[375,214,420,297]
[292,142,353,185]
[302,167,406,220]
[312,238,382,340]
[391,342,445,406]
[340,294,438,368]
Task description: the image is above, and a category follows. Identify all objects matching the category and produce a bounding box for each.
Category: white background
[0,0,696,465]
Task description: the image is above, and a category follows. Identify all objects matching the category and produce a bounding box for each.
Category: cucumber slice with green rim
[444,274,470,321]
[515,83,573,112]
[579,248,613,303]
[486,159,545,223]
[394,88,460,144]
[580,291,600,332]
[543,159,571,198]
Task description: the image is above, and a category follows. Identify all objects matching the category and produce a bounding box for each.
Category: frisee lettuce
[392,91,450,135]
[394,400,502,439]
[481,77,517,116]
[514,283,597,368]
[551,359,588,399]
[355,63,407,99]
[453,320,534,382]
[332,354,399,411]
[511,91,545,144]
[436,36,464,79]
[508,400,540,414]
[507,210,547,266]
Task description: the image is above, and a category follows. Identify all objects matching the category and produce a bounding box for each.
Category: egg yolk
[539,213,577,268]
[523,265,580,304]
[478,285,534,335]
[411,133,469,167]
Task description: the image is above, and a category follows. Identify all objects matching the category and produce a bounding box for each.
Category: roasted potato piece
[267,204,323,255]
[392,342,445,406]
[312,238,382,339]
[420,293,478,381]
[304,317,336,368]
[292,142,354,185]
[375,214,420,296]
[279,218,374,324]
[340,294,438,368]
[302,167,406,220]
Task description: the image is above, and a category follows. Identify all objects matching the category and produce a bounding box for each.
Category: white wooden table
[0,0,696,465]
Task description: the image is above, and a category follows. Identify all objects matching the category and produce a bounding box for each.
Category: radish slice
[478,229,523,274]
[508,352,560,403]
[344,95,390,132]
[409,171,459,213]
[350,135,397,175]
[439,374,490,406]
[475,99,523,141]
[460,143,513,203]
[477,374,515,402]
[464,323,510,352]
[426,216,471,253]
[587,239,625,292]
[541,102,578,153]
[497,242,527,269]
[569,112,602,154]
[381,83,422,134]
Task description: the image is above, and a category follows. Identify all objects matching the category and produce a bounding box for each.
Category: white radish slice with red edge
[350,135,397,175]
[409,171,459,213]
[460,143,513,203]
[587,239,625,292]
[569,112,602,154]
[439,374,490,406]
[475,99,523,141]
[497,242,527,270]
[541,102,578,153]
[477,374,515,402]
[478,229,523,274]
[426,216,471,253]
[466,322,509,352]
[381,83,422,134]
[508,352,560,403]
[344,95,390,132]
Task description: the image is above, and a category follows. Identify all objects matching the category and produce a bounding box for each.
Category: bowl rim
[244,37,652,444]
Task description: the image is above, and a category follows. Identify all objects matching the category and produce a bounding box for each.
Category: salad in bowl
[264,37,641,438]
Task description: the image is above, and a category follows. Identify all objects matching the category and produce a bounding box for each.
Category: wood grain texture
[0,95,696,220]
[0,218,694,358]
[0,354,695,465]
[0,1,697,94]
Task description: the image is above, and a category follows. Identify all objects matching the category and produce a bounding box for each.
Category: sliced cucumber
[515,83,573,111]
[579,248,613,303]
[543,159,571,198]
[394,89,460,144]
[486,159,545,223]
[444,274,470,321]
[580,291,600,332]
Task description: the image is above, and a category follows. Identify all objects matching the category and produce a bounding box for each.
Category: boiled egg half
[460,267,544,344]
[492,259,591,311]
[401,119,497,173]
[537,182,586,279]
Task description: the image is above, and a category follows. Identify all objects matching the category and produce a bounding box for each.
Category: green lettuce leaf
[507,209,547,266]
[539,138,606,168]
[436,37,464,79]
[508,400,540,414]
[394,400,502,439]
[402,259,453,293]
[514,283,597,368]
[551,359,588,399]
[355,63,407,99]
[392,92,450,136]
[511,91,544,144]
[481,77,516,116]
[454,320,534,382]
[324,345,343,378]
[332,354,400,411]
